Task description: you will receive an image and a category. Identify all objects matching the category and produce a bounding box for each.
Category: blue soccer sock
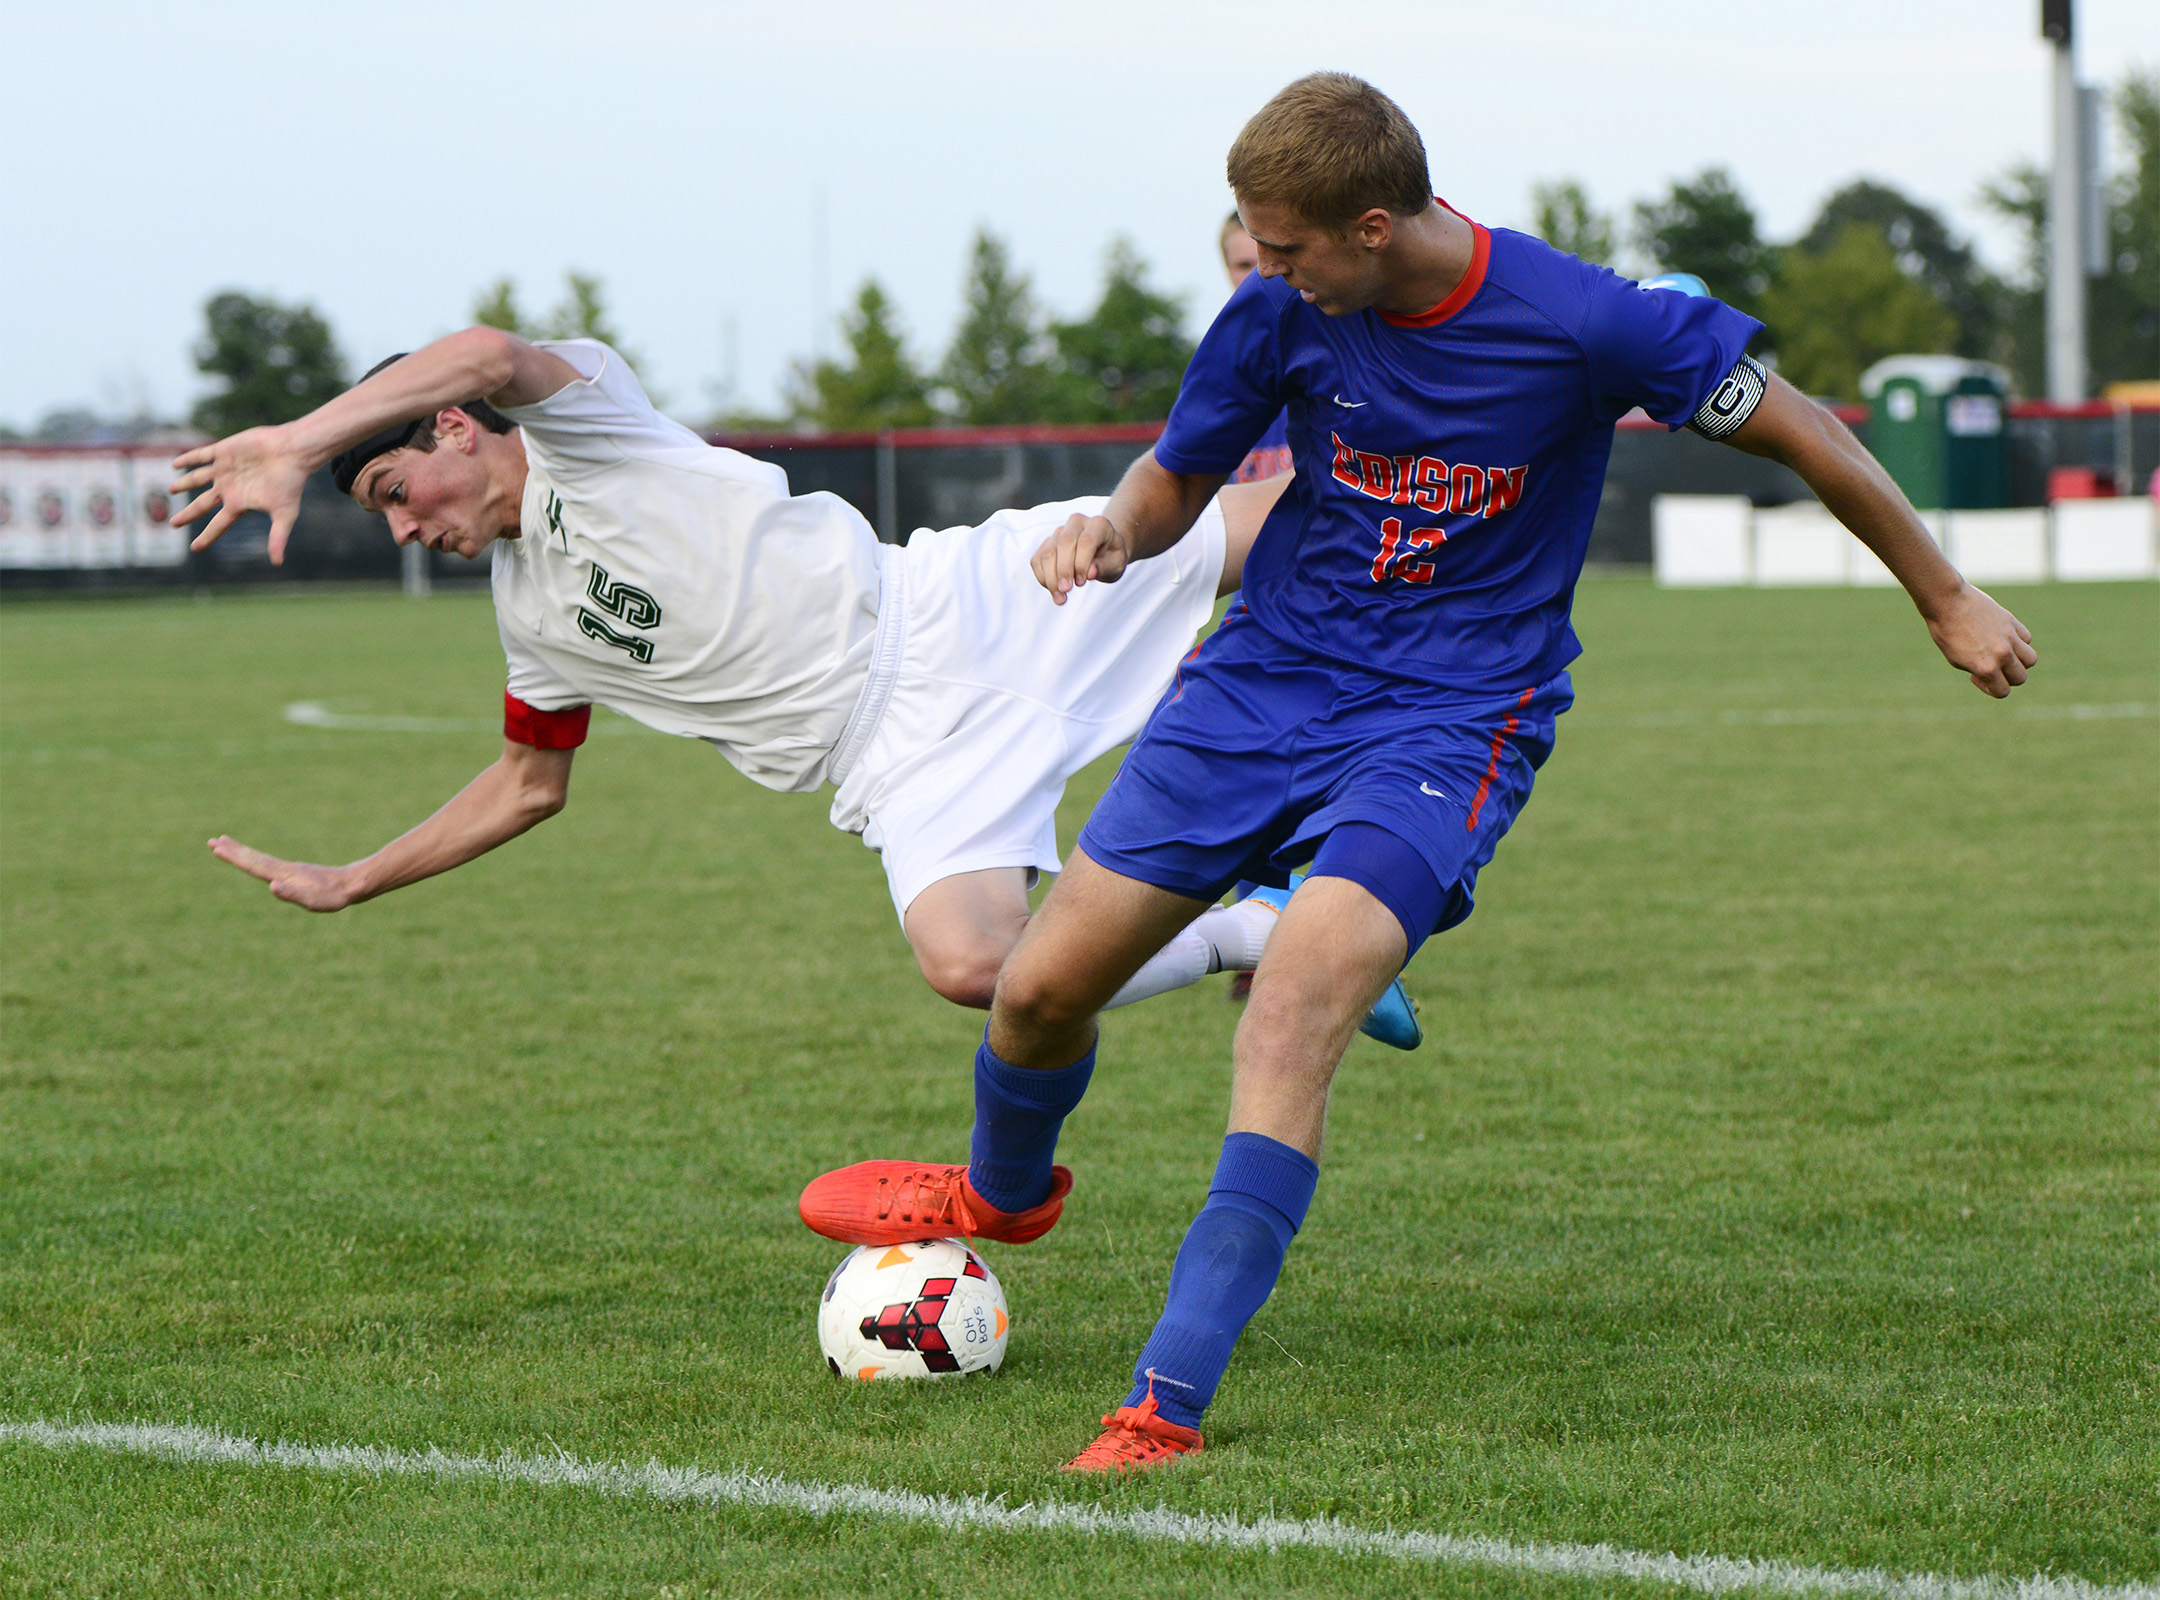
[966,1037,1095,1214]
[1121,1131,1319,1430]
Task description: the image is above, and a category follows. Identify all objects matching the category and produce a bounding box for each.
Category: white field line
[283,700,489,733]
[271,699,2156,737]
[4,1419,2151,1600]
[280,702,642,736]
[1568,702,2151,729]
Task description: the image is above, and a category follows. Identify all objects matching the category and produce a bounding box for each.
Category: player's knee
[990,957,1096,1036]
[1242,959,1371,1040]
[913,939,1005,1010]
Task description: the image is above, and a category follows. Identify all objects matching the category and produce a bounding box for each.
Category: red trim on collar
[1377,200,1489,328]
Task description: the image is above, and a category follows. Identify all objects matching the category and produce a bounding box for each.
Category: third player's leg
[989,846,1215,1069]
[1212,472,1292,596]
[902,866,1035,1009]
[1229,874,1408,1158]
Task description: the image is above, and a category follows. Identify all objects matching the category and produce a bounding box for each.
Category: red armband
[504,692,592,750]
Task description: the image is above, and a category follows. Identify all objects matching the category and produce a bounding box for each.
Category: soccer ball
[817,1237,1009,1381]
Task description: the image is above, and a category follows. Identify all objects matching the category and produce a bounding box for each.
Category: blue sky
[4,0,2149,429]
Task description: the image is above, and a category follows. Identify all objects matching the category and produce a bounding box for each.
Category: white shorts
[827,495,1227,920]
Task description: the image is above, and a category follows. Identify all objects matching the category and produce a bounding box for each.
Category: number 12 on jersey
[1370,517,1447,585]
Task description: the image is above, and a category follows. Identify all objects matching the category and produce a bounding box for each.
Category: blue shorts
[1078,608,1572,956]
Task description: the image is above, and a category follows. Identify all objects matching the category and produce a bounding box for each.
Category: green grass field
[2,578,2154,1598]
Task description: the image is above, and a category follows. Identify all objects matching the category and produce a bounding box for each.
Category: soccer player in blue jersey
[800,73,2037,1470]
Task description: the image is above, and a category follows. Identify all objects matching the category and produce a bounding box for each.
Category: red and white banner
[0,445,196,568]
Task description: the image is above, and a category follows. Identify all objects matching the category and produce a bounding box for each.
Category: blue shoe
[1234,875,1422,1050]
[1358,974,1423,1050]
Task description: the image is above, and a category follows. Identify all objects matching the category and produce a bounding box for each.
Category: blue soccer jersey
[1229,409,1293,483]
[1155,213,1762,694]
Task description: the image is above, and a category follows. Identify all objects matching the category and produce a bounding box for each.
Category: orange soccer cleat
[797,1161,1073,1247]
[1060,1376,1205,1473]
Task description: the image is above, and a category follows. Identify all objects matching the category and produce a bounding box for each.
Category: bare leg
[1069,873,1402,1453]
[1213,472,1291,597]
[902,866,1034,1009]
[988,846,1214,1069]
[1227,874,1406,1158]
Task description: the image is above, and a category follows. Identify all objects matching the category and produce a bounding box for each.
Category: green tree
[1797,180,2004,361]
[1982,68,2160,395]
[543,272,623,345]
[940,229,1059,424]
[1977,161,2049,395]
[2093,70,2160,389]
[1530,178,1614,266]
[1634,167,1777,321]
[472,277,531,336]
[1758,223,1958,400]
[1046,237,1194,422]
[189,291,348,435]
[785,279,937,430]
[468,272,643,371]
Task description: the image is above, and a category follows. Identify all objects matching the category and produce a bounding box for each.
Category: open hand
[171,426,313,565]
[1925,582,2036,698]
[1030,512,1131,605]
[209,836,359,911]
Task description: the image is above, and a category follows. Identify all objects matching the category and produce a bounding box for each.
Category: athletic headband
[330,420,431,497]
[329,351,422,498]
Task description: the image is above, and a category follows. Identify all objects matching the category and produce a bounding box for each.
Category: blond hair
[1225,73,1432,231]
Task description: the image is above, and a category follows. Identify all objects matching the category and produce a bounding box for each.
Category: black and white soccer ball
[817,1238,1008,1381]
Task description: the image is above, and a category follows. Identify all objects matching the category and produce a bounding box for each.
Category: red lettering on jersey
[1449,463,1485,516]
[1329,433,1361,490]
[1370,517,1404,583]
[1411,456,1449,513]
[1483,464,1527,517]
[1373,517,1447,584]
[1399,522,1447,583]
[1391,455,1417,505]
[1354,450,1394,500]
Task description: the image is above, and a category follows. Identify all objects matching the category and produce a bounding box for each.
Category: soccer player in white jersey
[170,326,1362,1024]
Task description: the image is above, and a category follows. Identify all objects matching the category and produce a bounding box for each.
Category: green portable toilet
[1860,356,2012,510]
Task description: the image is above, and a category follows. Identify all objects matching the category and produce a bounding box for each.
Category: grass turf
[1,578,2153,1598]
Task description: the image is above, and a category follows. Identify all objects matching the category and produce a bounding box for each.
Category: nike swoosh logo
[1333,393,1367,407]
[1419,782,1447,798]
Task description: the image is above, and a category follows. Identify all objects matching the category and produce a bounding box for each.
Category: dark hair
[1225,73,1432,231]
[330,352,515,496]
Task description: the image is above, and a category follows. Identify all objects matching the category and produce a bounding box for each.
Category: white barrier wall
[1946,509,2050,585]
[1752,502,1849,585]
[1653,493,2158,589]
[2053,499,2159,581]
[0,448,190,570]
[1651,494,1751,586]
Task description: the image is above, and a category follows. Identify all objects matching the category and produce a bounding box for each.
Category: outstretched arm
[1032,450,1229,605]
[170,327,584,563]
[1724,374,2036,697]
[210,740,574,911]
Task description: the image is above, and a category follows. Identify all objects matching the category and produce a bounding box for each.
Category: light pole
[2043,0,2087,401]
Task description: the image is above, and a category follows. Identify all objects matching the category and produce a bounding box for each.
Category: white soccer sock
[1102,928,1213,1011]
[1193,896,1278,973]
[1100,898,1281,1011]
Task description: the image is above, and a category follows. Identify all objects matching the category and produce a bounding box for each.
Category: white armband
[1687,355,1768,440]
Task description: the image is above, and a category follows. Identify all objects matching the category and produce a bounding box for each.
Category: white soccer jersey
[491,340,882,792]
